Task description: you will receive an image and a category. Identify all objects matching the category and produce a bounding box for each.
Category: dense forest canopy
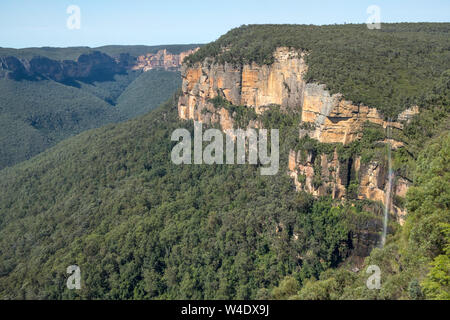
[0,94,379,299]
[186,23,450,117]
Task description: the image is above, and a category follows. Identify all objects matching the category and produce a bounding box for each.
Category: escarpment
[178,48,308,120]
[0,48,199,82]
[288,149,410,225]
[300,85,418,145]
[132,47,200,71]
[0,51,124,82]
[177,47,419,225]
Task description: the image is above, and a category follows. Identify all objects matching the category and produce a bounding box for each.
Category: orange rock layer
[178,47,307,122]
[288,149,409,225]
[132,48,200,72]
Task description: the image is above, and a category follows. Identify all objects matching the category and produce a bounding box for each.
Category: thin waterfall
[381,120,393,247]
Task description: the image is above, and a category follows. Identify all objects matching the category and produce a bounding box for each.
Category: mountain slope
[0,45,198,169]
[115,69,181,120]
[0,94,380,299]
[0,78,119,168]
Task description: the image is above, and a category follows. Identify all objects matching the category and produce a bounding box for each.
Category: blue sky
[1,0,449,48]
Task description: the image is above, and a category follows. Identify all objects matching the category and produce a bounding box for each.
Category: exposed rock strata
[178,47,307,122]
[0,51,124,82]
[132,48,200,72]
[301,84,406,144]
[288,149,409,224]
[177,47,417,225]
[0,48,201,82]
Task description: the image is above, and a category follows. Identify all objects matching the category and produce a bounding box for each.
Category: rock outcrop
[132,48,200,72]
[0,51,124,82]
[288,149,347,199]
[288,148,409,224]
[0,48,201,83]
[178,47,307,121]
[0,56,33,80]
[302,84,401,145]
[397,105,420,123]
[301,85,420,145]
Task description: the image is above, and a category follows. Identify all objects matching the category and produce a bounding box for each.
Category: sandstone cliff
[0,48,200,82]
[0,51,124,82]
[178,47,307,121]
[288,149,409,224]
[132,48,200,72]
[177,47,419,226]
[300,85,421,144]
[178,47,417,144]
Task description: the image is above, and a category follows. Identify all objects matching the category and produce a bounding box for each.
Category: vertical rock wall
[177,47,418,225]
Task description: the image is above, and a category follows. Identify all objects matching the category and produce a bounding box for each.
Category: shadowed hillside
[0,45,199,169]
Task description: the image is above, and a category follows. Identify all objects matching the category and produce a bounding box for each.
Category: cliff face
[178,47,418,226]
[288,149,409,224]
[0,48,200,82]
[178,47,418,144]
[178,47,307,120]
[132,48,200,72]
[301,85,420,144]
[0,51,124,82]
[302,84,401,144]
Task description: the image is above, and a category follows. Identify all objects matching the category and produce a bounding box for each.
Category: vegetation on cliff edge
[186,23,450,118]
